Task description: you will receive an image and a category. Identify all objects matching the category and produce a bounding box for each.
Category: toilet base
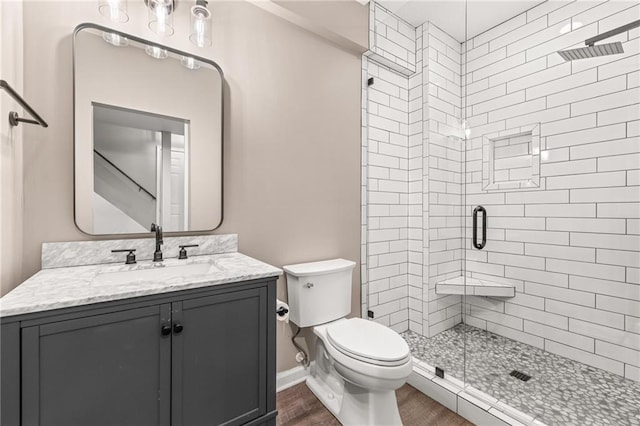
[306,350,403,426]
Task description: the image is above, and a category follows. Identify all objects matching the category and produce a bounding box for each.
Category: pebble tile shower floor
[402,325,640,425]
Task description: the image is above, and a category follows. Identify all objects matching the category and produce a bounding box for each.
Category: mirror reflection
[74,23,223,235]
[92,104,189,233]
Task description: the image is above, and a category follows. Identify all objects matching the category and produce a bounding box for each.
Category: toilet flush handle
[305,282,314,289]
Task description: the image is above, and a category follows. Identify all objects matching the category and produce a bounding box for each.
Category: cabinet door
[172,287,268,426]
[22,304,172,426]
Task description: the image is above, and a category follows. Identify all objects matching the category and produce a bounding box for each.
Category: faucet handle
[178,244,199,260]
[111,249,137,265]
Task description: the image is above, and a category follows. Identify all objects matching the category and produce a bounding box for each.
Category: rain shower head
[558,42,624,61]
[557,19,640,62]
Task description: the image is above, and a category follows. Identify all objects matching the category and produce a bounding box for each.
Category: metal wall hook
[0,79,48,128]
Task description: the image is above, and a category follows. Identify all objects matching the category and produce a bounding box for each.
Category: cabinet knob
[173,323,184,334]
[161,324,171,336]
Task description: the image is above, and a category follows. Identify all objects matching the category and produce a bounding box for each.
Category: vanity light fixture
[98,0,214,47]
[102,32,129,46]
[146,0,175,37]
[180,55,201,69]
[190,0,212,47]
[98,0,129,23]
[145,45,169,59]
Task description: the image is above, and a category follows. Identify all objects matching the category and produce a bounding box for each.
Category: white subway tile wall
[363,0,640,382]
[363,5,413,331]
[367,3,416,76]
[423,22,465,337]
[463,1,640,381]
[407,25,424,334]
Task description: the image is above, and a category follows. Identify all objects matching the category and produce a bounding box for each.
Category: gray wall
[18,0,367,373]
[0,0,24,296]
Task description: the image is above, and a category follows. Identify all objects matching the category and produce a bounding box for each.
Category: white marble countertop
[0,252,282,318]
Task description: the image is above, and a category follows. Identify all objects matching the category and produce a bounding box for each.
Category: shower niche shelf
[435,276,515,298]
[482,123,540,191]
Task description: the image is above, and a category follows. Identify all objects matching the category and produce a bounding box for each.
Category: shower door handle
[473,206,487,250]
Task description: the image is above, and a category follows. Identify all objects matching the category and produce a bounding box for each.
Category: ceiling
[376,0,548,42]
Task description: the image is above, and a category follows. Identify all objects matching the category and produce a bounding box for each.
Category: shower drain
[510,370,532,382]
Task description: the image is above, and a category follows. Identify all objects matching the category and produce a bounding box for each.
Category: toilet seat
[326,318,410,367]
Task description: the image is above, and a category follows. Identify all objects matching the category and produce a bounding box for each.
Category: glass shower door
[461,1,640,424]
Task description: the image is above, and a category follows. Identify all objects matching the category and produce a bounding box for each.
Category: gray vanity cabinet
[21,304,172,426]
[172,287,268,426]
[1,278,277,426]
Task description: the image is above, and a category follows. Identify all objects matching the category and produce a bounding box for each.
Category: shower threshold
[409,359,538,425]
[403,324,640,425]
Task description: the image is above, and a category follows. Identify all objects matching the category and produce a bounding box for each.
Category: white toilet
[284,258,413,426]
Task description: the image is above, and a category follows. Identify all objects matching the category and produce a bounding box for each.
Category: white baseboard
[276,363,313,392]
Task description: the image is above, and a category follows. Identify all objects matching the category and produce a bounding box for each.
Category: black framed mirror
[73,23,223,235]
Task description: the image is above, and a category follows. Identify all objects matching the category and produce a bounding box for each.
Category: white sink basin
[93,262,221,285]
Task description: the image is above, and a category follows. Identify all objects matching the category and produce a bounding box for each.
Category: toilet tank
[283,259,356,328]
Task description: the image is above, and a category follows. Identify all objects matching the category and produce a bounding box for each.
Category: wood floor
[276,382,473,426]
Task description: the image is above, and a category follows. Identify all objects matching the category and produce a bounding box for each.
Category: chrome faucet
[150,223,163,262]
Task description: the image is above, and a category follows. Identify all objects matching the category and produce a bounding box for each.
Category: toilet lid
[326,318,410,364]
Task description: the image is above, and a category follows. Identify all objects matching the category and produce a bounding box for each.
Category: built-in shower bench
[435,276,515,297]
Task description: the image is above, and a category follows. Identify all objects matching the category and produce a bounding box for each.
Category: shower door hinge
[367,77,374,86]
[367,310,374,318]
[435,367,445,379]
